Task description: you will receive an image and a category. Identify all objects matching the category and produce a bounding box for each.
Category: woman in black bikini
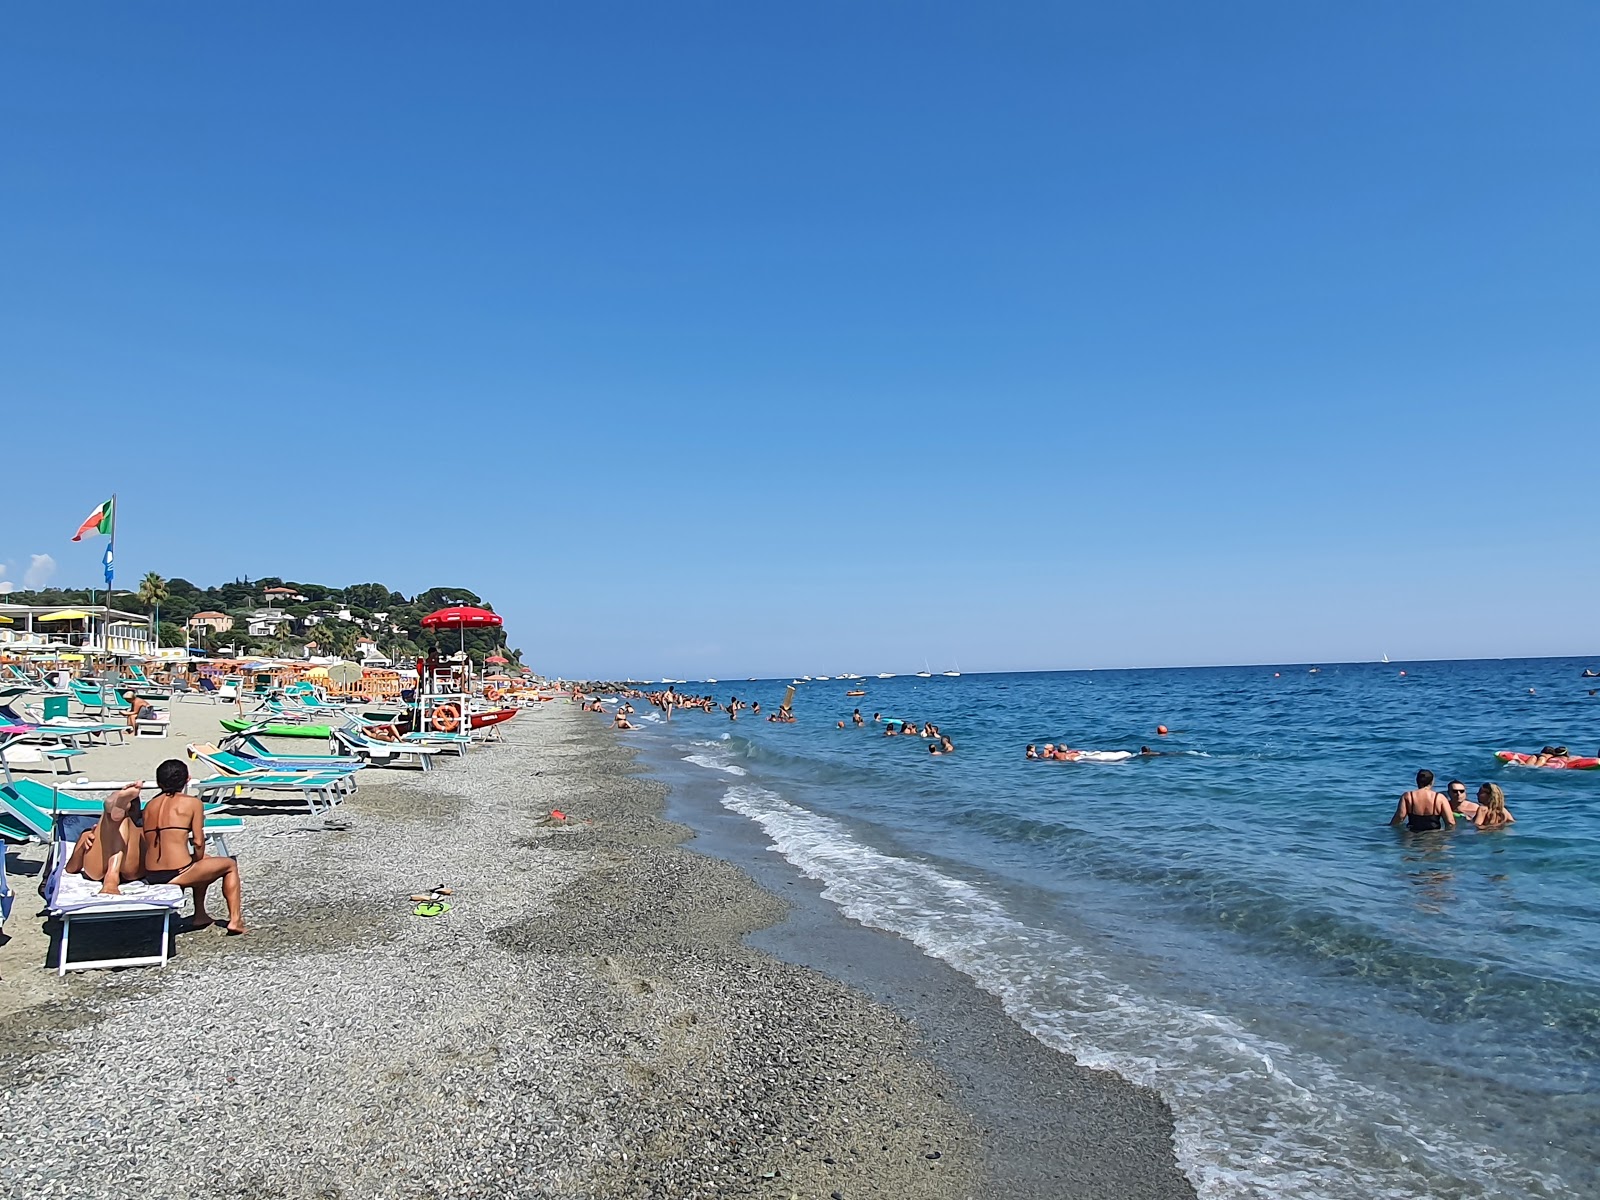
[140,759,248,934]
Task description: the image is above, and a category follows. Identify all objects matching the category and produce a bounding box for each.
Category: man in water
[1390,769,1455,831]
[1444,779,1479,819]
[852,709,864,727]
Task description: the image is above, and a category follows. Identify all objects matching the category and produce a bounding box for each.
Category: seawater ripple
[646,660,1600,1198]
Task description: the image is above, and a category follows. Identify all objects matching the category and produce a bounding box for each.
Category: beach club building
[0,603,157,656]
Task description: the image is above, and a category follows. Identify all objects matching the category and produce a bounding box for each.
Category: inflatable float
[1496,751,1600,770]
[221,718,330,739]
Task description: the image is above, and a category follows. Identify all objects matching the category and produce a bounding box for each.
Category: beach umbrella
[485,653,508,665]
[38,610,91,621]
[420,606,502,631]
[305,666,330,679]
[420,605,503,656]
[0,615,12,623]
[325,661,365,687]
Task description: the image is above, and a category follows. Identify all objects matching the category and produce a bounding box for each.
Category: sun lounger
[3,778,242,844]
[188,743,361,787]
[191,771,348,818]
[330,724,441,771]
[43,812,183,974]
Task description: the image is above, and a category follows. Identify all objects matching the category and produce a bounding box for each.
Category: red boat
[470,708,519,730]
[1496,751,1600,770]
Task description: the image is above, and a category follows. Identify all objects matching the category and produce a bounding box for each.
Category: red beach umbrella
[420,606,504,657]
[420,606,503,630]
[485,654,508,665]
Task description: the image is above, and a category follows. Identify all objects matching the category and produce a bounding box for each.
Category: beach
[1,698,1193,1199]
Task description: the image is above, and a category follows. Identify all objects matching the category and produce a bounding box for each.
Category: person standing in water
[1391,769,1455,831]
[1473,783,1515,828]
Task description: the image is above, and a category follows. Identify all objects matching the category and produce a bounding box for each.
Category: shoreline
[636,730,1197,1199]
[0,701,1193,1197]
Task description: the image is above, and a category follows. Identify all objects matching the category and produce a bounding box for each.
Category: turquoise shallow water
[631,658,1600,1199]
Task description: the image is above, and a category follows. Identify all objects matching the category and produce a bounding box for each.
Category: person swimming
[1025,744,1038,759]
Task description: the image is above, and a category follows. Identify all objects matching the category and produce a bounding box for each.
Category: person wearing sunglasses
[1444,780,1480,820]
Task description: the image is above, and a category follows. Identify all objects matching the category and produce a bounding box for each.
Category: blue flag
[103,543,114,589]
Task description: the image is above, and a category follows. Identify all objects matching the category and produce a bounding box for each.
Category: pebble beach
[1,701,1193,1199]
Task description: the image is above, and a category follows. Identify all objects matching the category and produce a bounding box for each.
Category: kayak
[220,718,331,739]
[471,708,518,730]
[1496,751,1600,770]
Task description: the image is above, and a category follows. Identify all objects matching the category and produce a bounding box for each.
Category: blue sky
[3,3,1597,678]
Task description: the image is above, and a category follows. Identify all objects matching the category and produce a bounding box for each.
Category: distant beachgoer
[938,735,954,754]
[1445,780,1478,819]
[1473,783,1514,829]
[928,741,943,755]
[852,709,864,727]
[883,724,898,737]
[872,713,881,723]
[1041,743,1056,759]
[1391,769,1454,831]
[837,720,845,729]
[120,689,153,732]
[752,702,761,715]
[140,759,247,934]
[1138,746,1166,757]
[65,782,144,893]
[613,712,636,730]
[1025,744,1038,759]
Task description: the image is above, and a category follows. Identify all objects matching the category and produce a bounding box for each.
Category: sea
[622,658,1600,1199]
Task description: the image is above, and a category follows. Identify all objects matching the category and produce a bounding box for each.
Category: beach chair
[330,721,441,771]
[187,742,361,789]
[103,688,171,739]
[0,732,86,776]
[219,729,365,771]
[43,812,184,974]
[2,777,242,843]
[191,771,349,818]
[68,680,107,716]
[0,843,12,932]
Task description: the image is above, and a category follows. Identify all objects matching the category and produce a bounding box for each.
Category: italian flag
[71,497,115,542]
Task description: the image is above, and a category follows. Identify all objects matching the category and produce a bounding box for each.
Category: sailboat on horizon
[1381,653,1390,664]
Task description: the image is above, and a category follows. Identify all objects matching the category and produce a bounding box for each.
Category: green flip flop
[412,901,451,918]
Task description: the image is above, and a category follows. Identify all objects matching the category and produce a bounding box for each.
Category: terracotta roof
[189,611,228,620]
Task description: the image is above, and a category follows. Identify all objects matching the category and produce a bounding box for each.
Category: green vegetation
[2,576,520,666]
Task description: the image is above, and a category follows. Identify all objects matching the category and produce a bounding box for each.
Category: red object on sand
[421,605,503,629]
[469,708,518,730]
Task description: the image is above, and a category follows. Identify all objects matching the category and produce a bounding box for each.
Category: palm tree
[138,572,168,649]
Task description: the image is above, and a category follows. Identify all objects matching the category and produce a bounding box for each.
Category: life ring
[485,686,503,703]
[432,704,461,733]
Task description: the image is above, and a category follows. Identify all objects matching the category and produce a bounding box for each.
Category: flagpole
[103,493,117,657]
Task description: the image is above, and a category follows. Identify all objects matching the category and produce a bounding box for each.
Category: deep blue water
[627,658,1600,1199]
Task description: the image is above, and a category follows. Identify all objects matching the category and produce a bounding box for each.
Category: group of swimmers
[65,758,248,933]
[1393,769,1514,830]
[832,710,955,753]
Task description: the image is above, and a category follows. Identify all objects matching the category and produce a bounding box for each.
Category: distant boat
[815,675,831,681]
[877,672,895,679]
[1583,669,1599,678]
[915,671,932,678]
[1309,668,1320,674]
[1381,654,1390,664]
[942,670,961,677]
[706,678,718,683]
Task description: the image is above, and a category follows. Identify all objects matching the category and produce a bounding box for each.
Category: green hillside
[2,575,518,666]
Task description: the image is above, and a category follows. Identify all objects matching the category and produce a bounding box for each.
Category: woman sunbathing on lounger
[64,782,144,895]
[139,759,247,935]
